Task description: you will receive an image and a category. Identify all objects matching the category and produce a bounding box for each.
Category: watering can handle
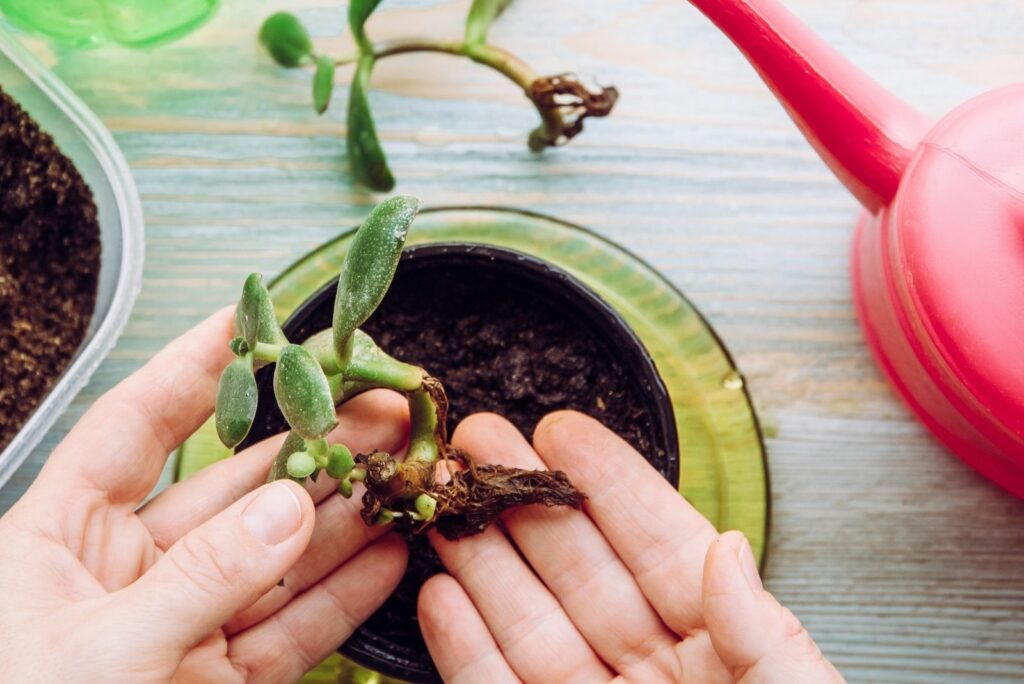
[689,0,931,212]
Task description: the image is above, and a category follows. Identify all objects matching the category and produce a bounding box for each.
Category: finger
[430,527,612,683]
[452,413,682,681]
[418,573,521,684]
[223,489,386,634]
[139,389,409,549]
[108,480,315,652]
[228,534,408,684]
[533,410,719,635]
[703,532,845,684]
[39,308,236,506]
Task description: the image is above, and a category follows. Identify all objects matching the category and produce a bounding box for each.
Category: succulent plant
[215,196,584,538]
[258,0,619,192]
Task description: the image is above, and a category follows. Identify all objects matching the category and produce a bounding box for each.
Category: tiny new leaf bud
[259,12,313,68]
[215,354,257,448]
[268,431,306,482]
[274,344,338,440]
[414,493,438,521]
[327,444,355,479]
[228,336,249,356]
[337,478,354,498]
[313,55,335,115]
[286,451,317,479]
[374,509,395,526]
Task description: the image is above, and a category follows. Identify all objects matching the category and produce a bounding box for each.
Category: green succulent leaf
[215,354,257,448]
[301,328,341,375]
[326,444,355,479]
[274,344,338,440]
[332,197,419,357]
[348,0,385,53]
[465,0,513,44]
[259,12,313,68]
[268,431,306,482]
[235,273,288,351]
[347,56,394,192]
[313,55,335,115]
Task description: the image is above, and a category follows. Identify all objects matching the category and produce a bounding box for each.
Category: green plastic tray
[176,206,768,682]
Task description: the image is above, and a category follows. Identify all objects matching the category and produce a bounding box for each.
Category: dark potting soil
[247,258,671,680]
[0,88,100,452]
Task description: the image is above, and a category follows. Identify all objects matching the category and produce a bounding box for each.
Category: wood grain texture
[2,0,1023,681]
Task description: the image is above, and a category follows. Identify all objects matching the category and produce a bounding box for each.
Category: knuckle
[172,533,245,595]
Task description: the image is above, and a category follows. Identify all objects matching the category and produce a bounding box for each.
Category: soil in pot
[0,87,100,452]
[243,245,676,681]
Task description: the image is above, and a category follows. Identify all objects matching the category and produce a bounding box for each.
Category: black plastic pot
[239,243,680,682]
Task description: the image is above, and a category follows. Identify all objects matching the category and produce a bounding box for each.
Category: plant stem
[344,355,423,393]
[252,342,283,363]
[406,387,441,465]
[346,39,539,91]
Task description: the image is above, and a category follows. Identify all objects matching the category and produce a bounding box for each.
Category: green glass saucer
[176,206,769,682]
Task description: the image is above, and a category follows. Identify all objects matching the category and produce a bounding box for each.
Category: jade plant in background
[215,196,584,538]
[258,0,619,192]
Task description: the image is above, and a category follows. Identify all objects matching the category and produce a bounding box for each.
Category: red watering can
[690,0,1024,496]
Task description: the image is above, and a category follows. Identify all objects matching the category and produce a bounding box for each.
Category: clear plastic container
[0,26,144,489]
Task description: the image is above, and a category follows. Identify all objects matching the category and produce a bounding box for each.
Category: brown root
[431,464,585,540]
[358,451,586,539]
[527,73,619,148]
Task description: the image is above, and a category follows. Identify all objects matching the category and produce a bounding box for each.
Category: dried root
[358,450,586,540]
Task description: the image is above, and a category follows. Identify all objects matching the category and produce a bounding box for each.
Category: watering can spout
[689,0,930,212]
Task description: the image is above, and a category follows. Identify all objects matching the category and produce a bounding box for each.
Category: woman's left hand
[0,309,410,683]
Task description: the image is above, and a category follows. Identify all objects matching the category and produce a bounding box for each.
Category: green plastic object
[176,207,769,683]
[0,0,218,49]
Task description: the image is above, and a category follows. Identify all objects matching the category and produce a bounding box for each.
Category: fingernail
[737,537,763,592]
[242,482,303,545]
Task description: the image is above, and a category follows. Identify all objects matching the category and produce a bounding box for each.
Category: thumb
[702,531,845,684]
[113,480,314,650]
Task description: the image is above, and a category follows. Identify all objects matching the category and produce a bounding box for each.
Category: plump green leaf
[235,273,287,350]
[268,431,306,482]
[349,0,385,53]
[215,355,257,448]
[347,56,394,191]
[465,0,513,44]
[333,197,419,356]
[259,12,313,68]
[301,328,341,375]
[274,344,338,440]
[313,55,335,115]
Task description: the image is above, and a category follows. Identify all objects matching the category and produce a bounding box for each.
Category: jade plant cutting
[258,0,619,191]
[214,196,584,538]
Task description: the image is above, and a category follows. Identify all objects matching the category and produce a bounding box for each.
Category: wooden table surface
[3,1,1024,681]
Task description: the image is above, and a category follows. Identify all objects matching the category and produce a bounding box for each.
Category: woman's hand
[418,411,845,683]
[0,310,409,683]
